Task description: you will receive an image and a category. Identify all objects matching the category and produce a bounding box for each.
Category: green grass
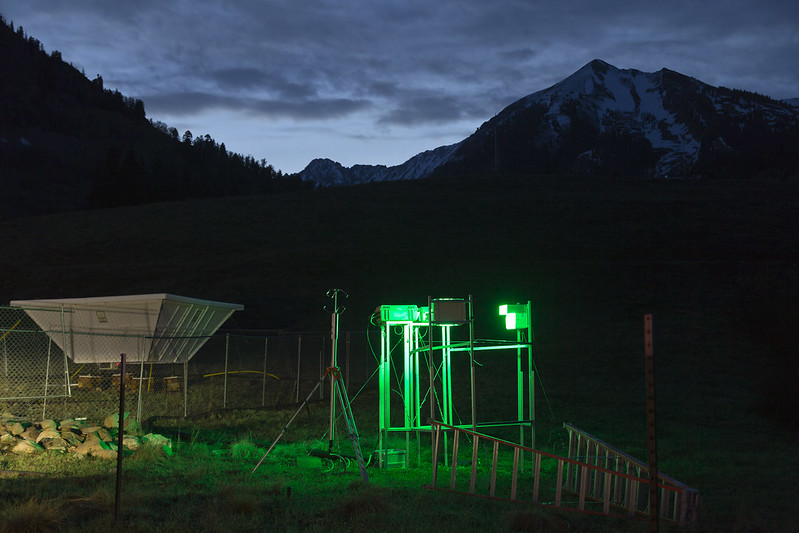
[1,173,798,530]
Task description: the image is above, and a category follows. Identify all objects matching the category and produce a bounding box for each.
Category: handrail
[428,419,698,527]
[562,422,698,526]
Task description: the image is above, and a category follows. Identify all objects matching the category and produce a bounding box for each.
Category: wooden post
[223,333,229,408]
[114,353,126,522]
[644,314,659,531]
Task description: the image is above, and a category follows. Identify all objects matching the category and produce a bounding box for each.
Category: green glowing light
[379,305,419,322]
[418,307,430,322]
[499,303,529,330]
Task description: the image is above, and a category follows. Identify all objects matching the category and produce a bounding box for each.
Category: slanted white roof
[10,294,243,364]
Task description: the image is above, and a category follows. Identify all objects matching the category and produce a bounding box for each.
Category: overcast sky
[3,1,797,173]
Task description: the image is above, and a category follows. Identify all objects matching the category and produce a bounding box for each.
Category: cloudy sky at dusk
[3,1,797,173]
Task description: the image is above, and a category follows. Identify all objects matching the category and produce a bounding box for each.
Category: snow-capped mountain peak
[299,60,799,185]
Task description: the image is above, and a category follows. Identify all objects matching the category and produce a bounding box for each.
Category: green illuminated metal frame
[377,298,535,468]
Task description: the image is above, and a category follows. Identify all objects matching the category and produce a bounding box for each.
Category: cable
[530,327,557,424]
[348,365,379,403]
[366,312,381,365]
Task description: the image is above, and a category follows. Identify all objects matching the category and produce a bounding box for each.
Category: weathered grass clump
[0,497,61,533]
[229,438,264,459]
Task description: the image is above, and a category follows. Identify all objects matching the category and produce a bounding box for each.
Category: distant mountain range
[300,59,799,186]
[3,9,799,221]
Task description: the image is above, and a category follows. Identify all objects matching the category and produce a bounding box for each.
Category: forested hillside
[0,14,306,220]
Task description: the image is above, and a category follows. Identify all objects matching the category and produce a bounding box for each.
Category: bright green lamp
[499,303,529,330]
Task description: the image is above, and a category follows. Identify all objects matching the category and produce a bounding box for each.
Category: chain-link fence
[0,306,380,424]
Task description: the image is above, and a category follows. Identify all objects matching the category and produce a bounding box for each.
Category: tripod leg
[252,373,326,473]
[335,375,370,483]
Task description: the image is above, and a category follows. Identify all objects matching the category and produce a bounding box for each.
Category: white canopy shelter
[10,294,243,364]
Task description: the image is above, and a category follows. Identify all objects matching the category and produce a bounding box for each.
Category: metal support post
[223,333,229,408]
[326,288,347,453]
[114,353,126,522]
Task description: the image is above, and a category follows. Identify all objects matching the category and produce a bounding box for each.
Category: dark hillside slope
[1,174,798,528]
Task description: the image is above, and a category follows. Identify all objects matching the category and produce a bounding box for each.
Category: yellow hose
[203,370,279,380]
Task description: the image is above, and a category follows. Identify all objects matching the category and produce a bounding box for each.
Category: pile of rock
[0,412,172,459]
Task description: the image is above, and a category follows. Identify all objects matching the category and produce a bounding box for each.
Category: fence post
[42,336,53,419]
[183,360,188,418]
[60,317,71,399]
[114,353,126,523]
[137,339,145,423]
[223,333,230,408]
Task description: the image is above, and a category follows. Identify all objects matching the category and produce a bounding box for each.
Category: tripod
[252,290,369,483]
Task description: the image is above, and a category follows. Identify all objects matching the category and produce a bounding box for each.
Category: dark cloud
[210,68,319,100]
[144,91,370,120]
[251,97,371,120]
[2,0,797,172]
[211,68,270,90]
[378,94,488,126]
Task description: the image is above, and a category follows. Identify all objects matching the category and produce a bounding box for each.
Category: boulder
[73,440,106,456]
[141,433,172,449]
[35,428,61,443]
[92,448,118,460]
[96,428,113,442]
[60,431,82,447]
[2,415,170,459]
[38,419,58,430]
[103,413,122,429]
[122,435,141,451]
[81,427,113,443]
[12,439,44,454]
[10,421,28,436]
[20,426,41,442]
[103,413,143,435]
[59,419,82,432]
[40,437,68,452]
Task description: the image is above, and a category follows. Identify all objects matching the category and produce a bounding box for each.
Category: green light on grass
[499,303,529,330]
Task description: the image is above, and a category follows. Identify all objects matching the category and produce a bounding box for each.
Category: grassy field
[1,174,798,531]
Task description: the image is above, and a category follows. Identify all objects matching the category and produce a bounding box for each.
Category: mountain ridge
[300,59,799,185]
[299,142,460,187]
